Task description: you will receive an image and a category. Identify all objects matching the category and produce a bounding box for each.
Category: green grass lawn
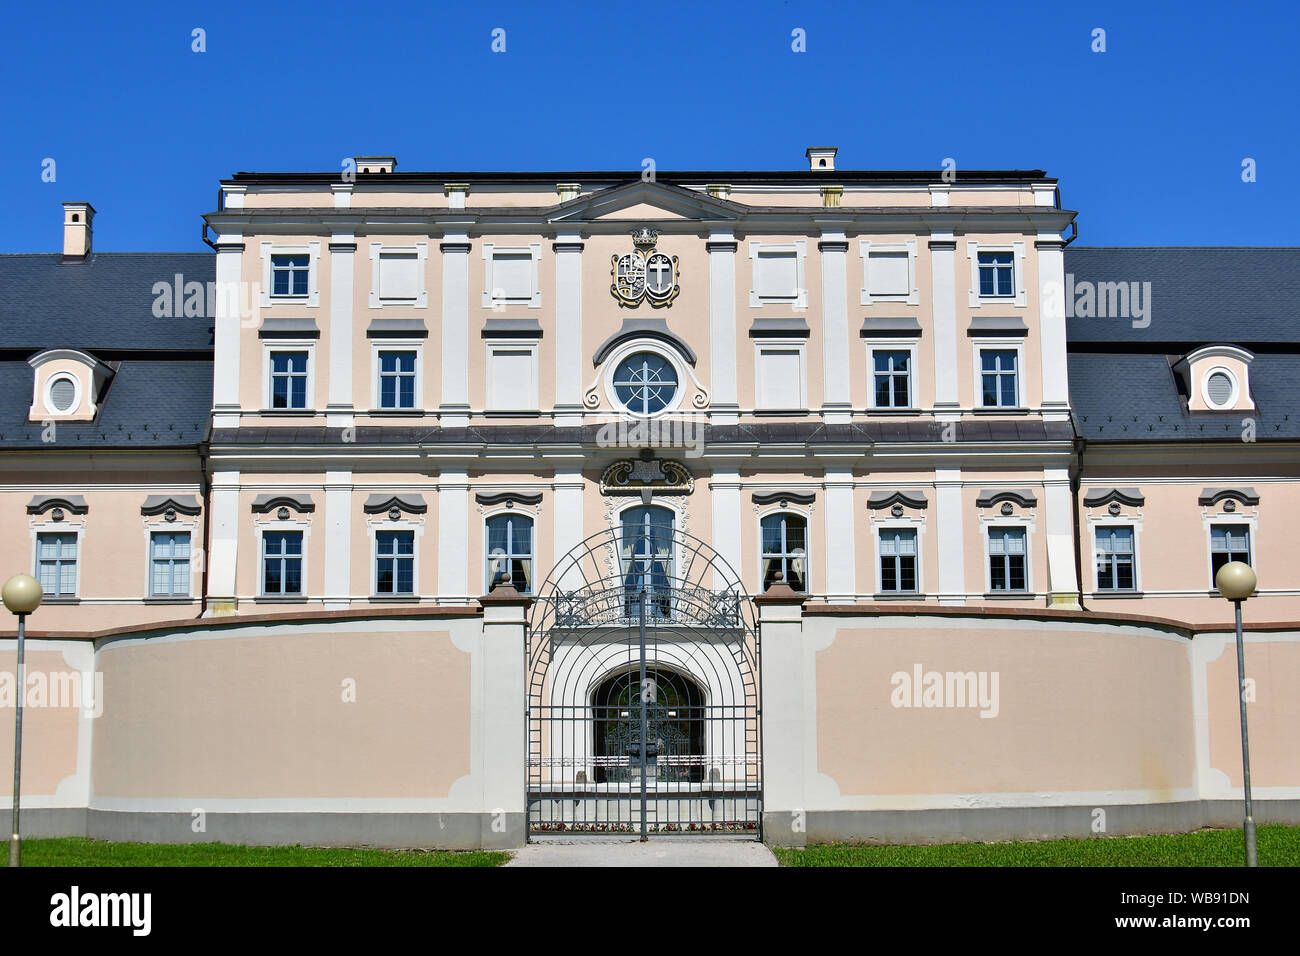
[773,825,1300,867]
[19,837,509,867]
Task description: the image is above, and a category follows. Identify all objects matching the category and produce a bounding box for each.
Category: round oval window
[613,352,678,415]
[48,377,76,412]
[1206,371,1233,407]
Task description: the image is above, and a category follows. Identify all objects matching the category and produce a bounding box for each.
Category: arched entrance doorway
[526,518,760,839]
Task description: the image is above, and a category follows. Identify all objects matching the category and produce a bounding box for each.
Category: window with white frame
[375,530,415,595]
[612,350,679,416]
[482,243,542,308]
[872,349,912,408]
[859,240,918,304]
[1094,525,1135,591]
[1210,524,1251,585]
[980,349,1019,408]
[261,530,303,596]
[878,527,918,593]
[370,243,428,307]
[260,242,321,307]
[761,513,807,592]
[271,254,310,297]
[967,241,1026,307]
[988,526,1028,592]
[269,350,309,409]
[486,513,534,593]
[36,532,78,597]
[749,241,807,307]
[486,344,539,410]
[755,344,806,410]
[377,350,417,410]
[149,531,191,598]
[977,251,1014,297]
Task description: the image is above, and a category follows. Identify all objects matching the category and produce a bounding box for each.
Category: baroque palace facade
[3,151,1299,847]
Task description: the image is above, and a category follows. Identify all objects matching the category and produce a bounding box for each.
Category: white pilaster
[756,591,807,844]
[1044,467,1081,608]
[710,468,742,589]
[707,231,739,423]
[440,235,471,426]
[930,234,960,416]
[323,471,352,610]
[478,589,530,846]
[327,234,356,427]
[212,234,244,429]
[553,236,584,427]
[818,233,851,423]
[206,470,240,615]
[935,467,966,605]
[437,470,470,603]
[1037,237,1071,421]
[822,467,855,602]
[552,469,585,589]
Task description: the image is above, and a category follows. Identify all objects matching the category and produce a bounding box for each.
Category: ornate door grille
[526,523,761,838]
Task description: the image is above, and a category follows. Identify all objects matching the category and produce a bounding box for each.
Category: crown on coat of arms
[630,226,659,248]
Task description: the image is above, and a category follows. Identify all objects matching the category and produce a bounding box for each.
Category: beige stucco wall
[92,622,472,800]
[0,646,84,797]
[815,621,1194,796]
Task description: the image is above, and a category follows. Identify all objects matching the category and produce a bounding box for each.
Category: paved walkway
[505,839,778,867]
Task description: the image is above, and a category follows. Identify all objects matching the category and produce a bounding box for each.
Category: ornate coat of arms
[611,227,679,307]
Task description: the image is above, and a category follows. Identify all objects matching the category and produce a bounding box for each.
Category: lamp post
[1215,560,1258,867]
[3,574,42,868]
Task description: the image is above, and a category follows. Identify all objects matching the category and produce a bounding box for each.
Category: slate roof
[1068,351,1300,442]
[0,360,211,448]
[0,252,214,352]
[1065,248,1300,442]
[1063,247,1300,346]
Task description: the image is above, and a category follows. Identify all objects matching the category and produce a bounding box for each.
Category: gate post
[755,578,807,846]
[478,583,532,848]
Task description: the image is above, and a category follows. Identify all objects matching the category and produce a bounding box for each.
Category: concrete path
[505,839,778,867]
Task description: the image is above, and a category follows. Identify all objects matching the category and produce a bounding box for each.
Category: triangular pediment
[547,180,744,224]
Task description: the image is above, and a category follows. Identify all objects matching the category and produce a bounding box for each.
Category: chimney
[805,146,837,171]
[62,202,96,260]
[354,155,397,174]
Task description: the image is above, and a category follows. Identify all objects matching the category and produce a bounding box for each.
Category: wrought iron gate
[526,522,761,838]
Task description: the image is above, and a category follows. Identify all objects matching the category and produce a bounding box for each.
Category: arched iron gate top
[526,522,762,838]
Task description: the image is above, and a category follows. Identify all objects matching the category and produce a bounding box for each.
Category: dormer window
[1173,345,1255,412]
[27,349,113,422]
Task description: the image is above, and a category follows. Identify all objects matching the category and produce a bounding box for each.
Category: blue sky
[1,0,1295,252]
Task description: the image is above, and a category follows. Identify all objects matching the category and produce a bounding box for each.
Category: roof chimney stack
[805,147,837,171]
[62,202,96,260]
[354,155,397,174]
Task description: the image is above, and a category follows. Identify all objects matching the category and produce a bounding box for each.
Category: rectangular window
[491,252,533,300]
[487,515,533,593]
[271,254,310,297]
[270,351,309,409]
[150,531,191,598]
[376,530,415,595]
[1210,524,1251,584]
[866,251,910,297]
[988,527,1027,592]
[36,532,77,597]
[757,347,803,409]
[1095,526,1135,591]
[879,528,918,593]
[873,350,912,408]
[487,347,535,410]
[378,252,420,301]
[977,251,1014,297]
[980,349,1018,408]
[755,250,798,299]
[378,350,417,409]
[262,530,303,596]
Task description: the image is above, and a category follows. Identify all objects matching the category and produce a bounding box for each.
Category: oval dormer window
[48,376,77,412]
[1206,371,1234,408]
